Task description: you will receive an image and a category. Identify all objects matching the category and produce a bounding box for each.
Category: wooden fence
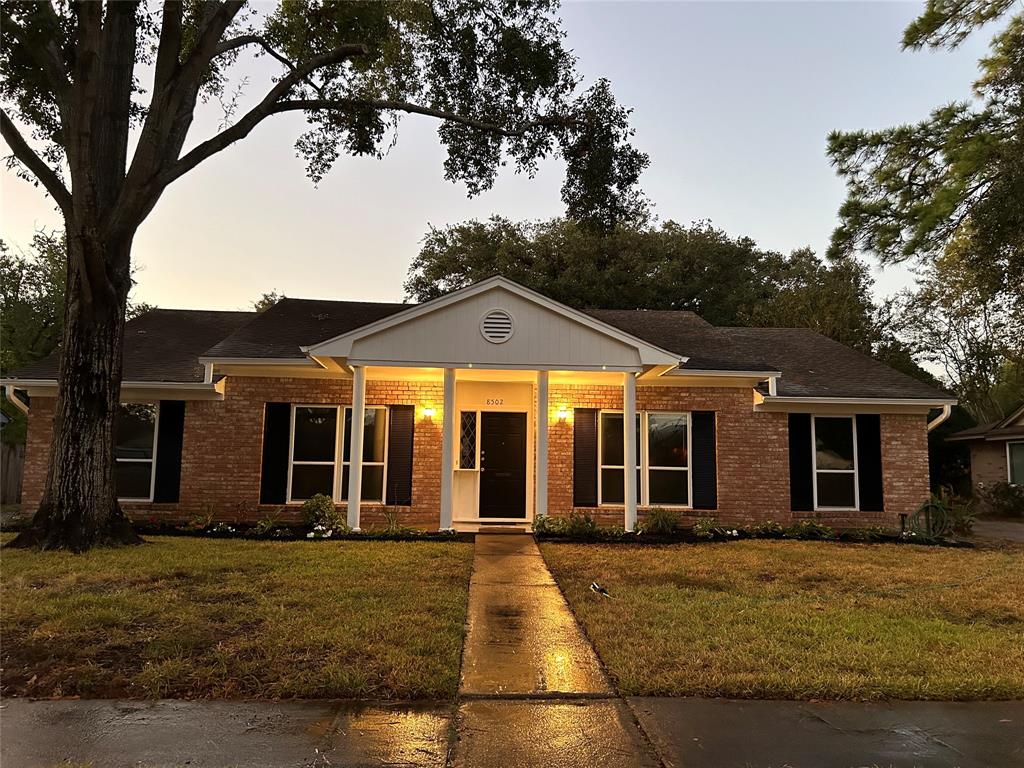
[1,442,25,505]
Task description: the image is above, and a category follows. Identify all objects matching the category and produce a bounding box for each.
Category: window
[342,407,388,503]
[812,415,858,509]
[1009,443,1024,485]
[598,411,690,506]
[647,412,690,506]
[459,411,478,469]
[289,406,338,502]
[115,403,158,501]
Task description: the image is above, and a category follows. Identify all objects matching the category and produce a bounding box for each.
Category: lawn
[540,540,1024,700]
[1,536,475,700]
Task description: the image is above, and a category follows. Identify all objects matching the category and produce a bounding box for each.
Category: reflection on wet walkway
[459,533,611,696]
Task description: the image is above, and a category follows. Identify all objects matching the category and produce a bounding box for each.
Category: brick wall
[19,379,932,531]
[547,384,792,526]
[20,378,443,529]
[968,441,1009,488]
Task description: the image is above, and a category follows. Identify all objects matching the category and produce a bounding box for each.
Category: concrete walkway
[452,533,660,767]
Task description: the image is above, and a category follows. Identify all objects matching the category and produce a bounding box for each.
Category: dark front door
[479,411,528,518]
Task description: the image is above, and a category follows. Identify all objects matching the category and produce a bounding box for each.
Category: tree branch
[0,110,72,214]
[215,34,326,96]
[157,44,369,188]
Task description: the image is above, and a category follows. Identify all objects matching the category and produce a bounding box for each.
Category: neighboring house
[947,403,1024,489]
[2,277,955,532]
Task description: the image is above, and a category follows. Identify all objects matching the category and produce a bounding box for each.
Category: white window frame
[115,402,160,503]
[811,414,859,511]
[597,410,692,508]
[1008,441,1024,485]
[341,405,389,504]
[644,411,693,508]
[287,404,340,504]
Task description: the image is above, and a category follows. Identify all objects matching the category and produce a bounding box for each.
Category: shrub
[532,512,624,541]
[640,507,680,536]
[783,521,836,540]
[532,515,566,535]
[300,494,344,532]
[254,509,284,537]
[562,510,600,538]
[750,520,785,538]
[976,481,1024,518]
[691,518,740,540]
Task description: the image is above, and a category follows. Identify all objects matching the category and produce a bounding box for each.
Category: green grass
[540,540,1024,700]
[1,536,474,699]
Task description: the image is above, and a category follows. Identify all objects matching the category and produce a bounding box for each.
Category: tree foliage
[406,216,902,357]
[828,2,1023,300]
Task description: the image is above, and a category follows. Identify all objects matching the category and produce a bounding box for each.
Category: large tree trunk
[9,231,142,551]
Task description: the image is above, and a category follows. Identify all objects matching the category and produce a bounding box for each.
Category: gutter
[927,403,953,432]
[3,385,29,414]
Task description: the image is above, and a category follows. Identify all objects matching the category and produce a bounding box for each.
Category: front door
[479,411,527,518]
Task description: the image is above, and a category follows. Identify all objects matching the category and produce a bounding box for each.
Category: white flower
[307,532,315,538]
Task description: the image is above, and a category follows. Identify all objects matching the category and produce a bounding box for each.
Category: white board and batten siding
[348,286,644,369]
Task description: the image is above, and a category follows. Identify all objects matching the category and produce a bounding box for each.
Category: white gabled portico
[302,277,683,531]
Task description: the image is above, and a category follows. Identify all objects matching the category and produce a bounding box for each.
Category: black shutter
[573,408,598,507]
[386,405,415,506]
[788,413,814,511]
[691,411,717,510]
[153,400,185,503]
[856,414,884,511]
[260,403,291,504]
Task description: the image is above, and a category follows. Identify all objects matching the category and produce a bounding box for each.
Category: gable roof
[948,402,1024,442]
[8,309,255,383]
[4,288,953,402]
[300,276,683,367]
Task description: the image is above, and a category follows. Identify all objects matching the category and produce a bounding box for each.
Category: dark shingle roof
[9,309,255,383]
[6,297,952,401]
[203,298,408,359]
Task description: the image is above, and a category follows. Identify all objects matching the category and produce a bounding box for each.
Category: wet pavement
[458,533,610,696]
[0,698,453,767]
[631,697,1024,768]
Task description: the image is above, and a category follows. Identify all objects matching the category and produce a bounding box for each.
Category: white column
[623,371,638,532]
[439,367,456,531]
[347,365,366,531]
[536,370,549,520]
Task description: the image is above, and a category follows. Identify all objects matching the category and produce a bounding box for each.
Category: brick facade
[20,377,930,530]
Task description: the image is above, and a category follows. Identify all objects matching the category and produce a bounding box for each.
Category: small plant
[976,481,1024,518]
[640,507,681,536]
[532,515,566,535]
[375,506,413,536]
[209,522,236,535]
[783,520,836,540]
[254,508,284,537]
[750,520,785,538]
[561,510,600,538]
[184,507,215,532]
[300,494,343,532]
[691,518,739,540]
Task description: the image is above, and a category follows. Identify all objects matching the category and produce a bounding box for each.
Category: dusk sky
[1,1,994,311]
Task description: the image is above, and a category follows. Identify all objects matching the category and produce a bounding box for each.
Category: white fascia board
[199,356,323,367]
[756,394,957,413]
[345,358,644,373]
[669,369,782,378]
[1,378,226,402]
[301,276,683,367]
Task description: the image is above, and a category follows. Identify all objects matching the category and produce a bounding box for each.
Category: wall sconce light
[555,406,570,422]
[420,406,437,420]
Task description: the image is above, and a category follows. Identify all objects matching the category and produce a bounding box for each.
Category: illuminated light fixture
[601,364,607,370]
[556,406,570,422]
[468,362,474,368]
[421,406,437,420]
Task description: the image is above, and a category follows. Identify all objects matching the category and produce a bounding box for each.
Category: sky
[0,1,995,312]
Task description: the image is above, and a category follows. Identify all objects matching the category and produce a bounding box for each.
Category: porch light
[420,405,437,420]
[556,406,570,422]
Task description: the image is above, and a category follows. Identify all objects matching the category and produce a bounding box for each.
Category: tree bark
[9,230,142,551]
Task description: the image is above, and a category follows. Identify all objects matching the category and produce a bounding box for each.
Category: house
[947,403,1024,489]
[2,277,955,532]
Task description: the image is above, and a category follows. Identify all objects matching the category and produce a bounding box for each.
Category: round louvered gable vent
[480,309,514,343]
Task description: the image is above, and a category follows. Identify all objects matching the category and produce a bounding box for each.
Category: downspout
[927,403,952,432]
[3,384,30,414]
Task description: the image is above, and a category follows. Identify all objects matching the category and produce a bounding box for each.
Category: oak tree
[1,1,647,550]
